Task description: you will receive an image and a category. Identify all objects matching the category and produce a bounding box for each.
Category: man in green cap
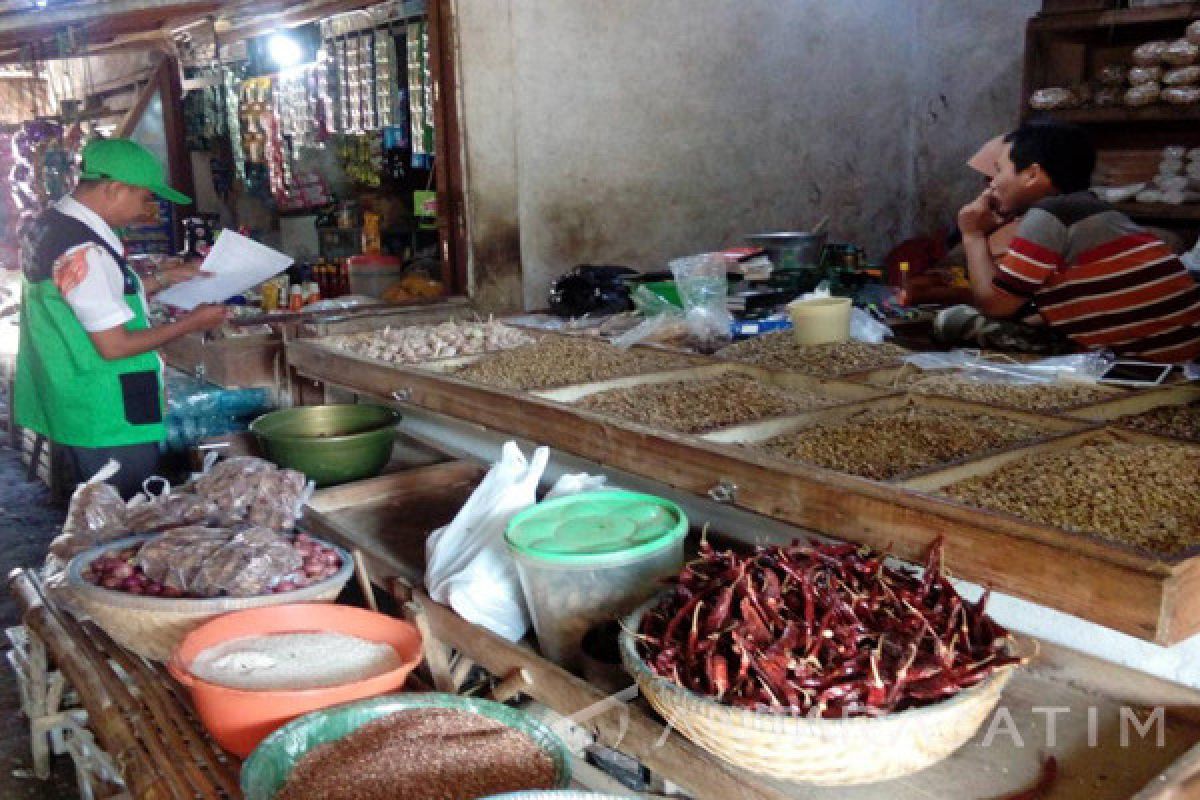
[15,137,227,498]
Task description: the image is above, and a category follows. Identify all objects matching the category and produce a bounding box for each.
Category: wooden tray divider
[284,340,1200,643]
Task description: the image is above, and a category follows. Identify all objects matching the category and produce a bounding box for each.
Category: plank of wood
[286,340,1192,643]
[1031,3,1200,31]
[1065,386,1200,425]
[161,331,282,389]
[307,461,483,514]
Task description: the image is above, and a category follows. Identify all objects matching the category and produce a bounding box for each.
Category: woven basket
[619,598,1014,786]
[65,534,353,662]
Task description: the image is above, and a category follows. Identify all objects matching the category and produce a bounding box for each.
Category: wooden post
[403,599,455,693]
[352,548,378,612]
[490,668,532,704]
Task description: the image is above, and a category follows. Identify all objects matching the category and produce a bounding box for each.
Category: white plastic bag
[902,348,1113,385]
[424,442,550,641]
[850,308,892,343]
[543,472,609,501]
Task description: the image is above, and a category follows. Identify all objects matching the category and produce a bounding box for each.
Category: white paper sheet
[154,232,293,310]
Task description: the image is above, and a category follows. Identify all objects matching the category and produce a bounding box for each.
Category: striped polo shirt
[993,191,1200,363]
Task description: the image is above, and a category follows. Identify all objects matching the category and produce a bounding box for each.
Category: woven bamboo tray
[65,534,353,661]
[618,599,1015,786]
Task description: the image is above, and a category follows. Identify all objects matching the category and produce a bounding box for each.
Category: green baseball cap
[80,138,191,205]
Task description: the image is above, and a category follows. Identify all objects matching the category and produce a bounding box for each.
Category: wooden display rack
[9,463,1200,799]
[301,463,1200,800]
[285,338,1200,645]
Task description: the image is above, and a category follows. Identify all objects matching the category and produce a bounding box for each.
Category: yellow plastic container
[787,297,852,345]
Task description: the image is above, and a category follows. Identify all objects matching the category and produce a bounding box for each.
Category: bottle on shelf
[897,261,911,306]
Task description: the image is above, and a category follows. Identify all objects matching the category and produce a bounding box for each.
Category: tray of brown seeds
[714,334,910,377]
[536,364,883,434]
[857,365,1125,412]
[700,394,1084,482]
[241,694,569,800]
[910,430,1200,558]
[1062,386,1200,441]
[448,336,702,391]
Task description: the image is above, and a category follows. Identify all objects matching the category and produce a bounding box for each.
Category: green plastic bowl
[240,693,572,800]
[249,404,398,487]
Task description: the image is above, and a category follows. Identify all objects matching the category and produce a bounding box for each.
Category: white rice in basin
[189,632,402,691]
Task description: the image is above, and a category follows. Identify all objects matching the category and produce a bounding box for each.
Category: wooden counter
[10,461,1200,799]
[302,464,1200,800]
[161,330,282,390]
[285,338,1200,645]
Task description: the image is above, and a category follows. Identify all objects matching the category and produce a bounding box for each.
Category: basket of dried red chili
[619,537,1023,785]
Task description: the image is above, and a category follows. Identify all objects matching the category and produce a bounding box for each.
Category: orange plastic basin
[167,603,423,758]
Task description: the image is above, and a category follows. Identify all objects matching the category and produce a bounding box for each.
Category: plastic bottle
[897,261,911,306]
[288,285,304,311]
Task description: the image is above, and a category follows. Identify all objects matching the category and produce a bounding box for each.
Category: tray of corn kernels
[863,367,1124,412]
[569,372,847,433]
[714,335,911,377]
[720,399,1068,481]
[448,336,701,391]
[934,434,1200,556]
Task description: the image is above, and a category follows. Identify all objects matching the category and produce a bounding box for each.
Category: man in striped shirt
[955,121,1200,363]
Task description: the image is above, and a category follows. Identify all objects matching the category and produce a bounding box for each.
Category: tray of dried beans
[620,537,1021,786]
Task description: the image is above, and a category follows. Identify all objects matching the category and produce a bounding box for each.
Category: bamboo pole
[85,621,240,798]
[10,569,173,800]
[50,606,195,800]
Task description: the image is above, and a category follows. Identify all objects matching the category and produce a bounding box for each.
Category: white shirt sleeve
[53,243,134,333]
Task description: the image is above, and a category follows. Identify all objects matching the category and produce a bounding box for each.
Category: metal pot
[249,404,399,487]
[744,231,829,269]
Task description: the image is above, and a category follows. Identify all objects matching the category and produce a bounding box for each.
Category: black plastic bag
[548,265,638,317]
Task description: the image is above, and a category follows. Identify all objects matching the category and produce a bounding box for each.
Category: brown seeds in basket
[276,708,557,800]
[576,373,838,433]
[716,335,910,377]
[878,371,1119,411]
[453,337,695,390]
[941,440,1200,555]
[756,405,1049,480]
[1115,400,1200,441]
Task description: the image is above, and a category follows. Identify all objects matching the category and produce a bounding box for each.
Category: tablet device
[1097,360,1172,388]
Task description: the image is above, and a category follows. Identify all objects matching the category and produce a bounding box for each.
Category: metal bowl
[249,404,399,487]
[743,231,828,269]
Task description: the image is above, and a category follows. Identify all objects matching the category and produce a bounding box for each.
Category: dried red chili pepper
[638,536,1019,718]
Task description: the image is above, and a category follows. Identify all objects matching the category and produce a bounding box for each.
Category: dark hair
[1003,120,1096,194]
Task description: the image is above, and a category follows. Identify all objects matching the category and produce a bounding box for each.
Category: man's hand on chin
[958,189,1004,239]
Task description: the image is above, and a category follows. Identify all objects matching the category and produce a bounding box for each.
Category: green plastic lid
[505,491,687,564]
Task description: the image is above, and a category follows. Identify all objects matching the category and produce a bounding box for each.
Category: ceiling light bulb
[267,33,303,69]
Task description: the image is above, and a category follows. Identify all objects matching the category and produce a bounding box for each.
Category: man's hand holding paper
[154,231,293,310]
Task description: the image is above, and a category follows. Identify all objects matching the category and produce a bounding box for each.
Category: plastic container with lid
[347,254,403,298]
[505,491,687,671]
[787,296,851,345]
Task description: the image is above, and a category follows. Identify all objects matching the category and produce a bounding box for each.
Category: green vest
[14,209,165,448]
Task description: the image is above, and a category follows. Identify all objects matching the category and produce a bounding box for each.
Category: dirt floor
[0,440,80,799]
